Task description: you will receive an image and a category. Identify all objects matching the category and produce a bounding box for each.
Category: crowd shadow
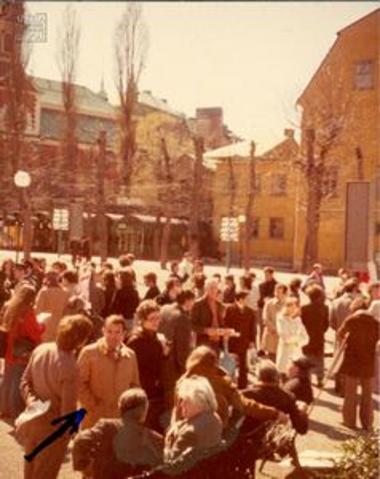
[308,418,356,441]
[313,397,341,413]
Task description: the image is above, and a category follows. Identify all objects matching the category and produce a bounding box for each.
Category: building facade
[293,8,380,274]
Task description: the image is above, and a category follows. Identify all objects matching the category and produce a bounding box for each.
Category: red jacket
[5,309,44,365]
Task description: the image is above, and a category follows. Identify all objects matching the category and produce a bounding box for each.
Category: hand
[277,411,289,424]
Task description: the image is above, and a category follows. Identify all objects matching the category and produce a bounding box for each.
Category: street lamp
[14,170,32,262]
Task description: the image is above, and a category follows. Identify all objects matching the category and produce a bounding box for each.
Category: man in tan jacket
[78,315,140,429]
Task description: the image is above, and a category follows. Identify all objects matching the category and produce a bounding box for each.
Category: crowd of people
[0,252,378,478]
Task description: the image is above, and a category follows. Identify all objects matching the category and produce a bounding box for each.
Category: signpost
[220,217,239,272]
[53,208,69,256]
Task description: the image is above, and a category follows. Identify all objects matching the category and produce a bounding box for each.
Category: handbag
[0,329,8,358]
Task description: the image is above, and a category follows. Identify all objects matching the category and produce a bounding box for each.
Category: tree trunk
[188,136,204,259]
[96,130,108,263]
[153,213,161,260]
[302,129,322,271]
[243,141,256,272]
[20,189,32,261]
[160,216,171,269]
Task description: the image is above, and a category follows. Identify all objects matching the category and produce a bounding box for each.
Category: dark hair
[103,270,116,288]
[118,268,135,289]
[14,263,26,272]
[136,300,160,324]
[56,314,93,351]
[144,272,157,284]
[119,255,131,268]
[240,274,252,290]
[235,291,248,302]
[225,274,234,282]
[306,284,325,303]
[177,289,195,305]
[264,266,274,274]
[44,271,60,288]
[62,270,79,285]
[343,278,359,294]
[165,278,178,291]
[289,278,302,289]
[213,273,221,280]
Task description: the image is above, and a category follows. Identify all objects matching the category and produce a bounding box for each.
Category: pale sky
[26,1,378,150]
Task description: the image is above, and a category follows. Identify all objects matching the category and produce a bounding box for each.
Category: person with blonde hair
[18,314,93,479]
[165,375,222,461]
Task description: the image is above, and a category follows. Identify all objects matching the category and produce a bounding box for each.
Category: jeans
[0,362,26,419]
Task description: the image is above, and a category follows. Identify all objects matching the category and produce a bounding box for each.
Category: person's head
[257,360,280,385]
[165,278,181,299]
[224,274,235,288]
[126,253,135,265]
[263,266,275,282]
[14,263,26,282]
[204,279,220,301]
[193,260,204,273]
[1,258,14,275]
[23,260,34,275]
[118,255,131,268]
[170,261,179,275]
[249,271,257,282]
[103,270,116,289]
[235,290,248,308]
[194,273,206,290]
[176,375,217,420]
[177,289,196,312]
[212,273,222,285]
[306,284,325,304]
[103,315,127,349]
[283,296,300,318]
[101,262,114,273]
[43,270,60,288]
[136,300,161,332]
[349,296,367,313]
[51,261,66,275]
[368,282,380,301]
[185,346,218,372]
[338,267,349,282]
[56,314,93,352]
[117,268,135,290]
[239,274,252,291]
[274,283,288,300]
[118,388,149,423]
[2,284,36,330]
[144,272,157,288]
[287,356,313,379]
[312,263,323,275]
[61,270,79,288]
[289,278,302,293]
[343,278,359,295]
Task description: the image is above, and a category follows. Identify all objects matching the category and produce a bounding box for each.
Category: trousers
[342,375,374,430]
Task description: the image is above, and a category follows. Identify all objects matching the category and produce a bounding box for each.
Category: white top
[276,314,309,373]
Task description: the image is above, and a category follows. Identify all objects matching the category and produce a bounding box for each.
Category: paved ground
[0,251,378,478]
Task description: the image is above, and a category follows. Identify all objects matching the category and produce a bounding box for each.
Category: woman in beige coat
[18,314,93,479]
[35,271,70,342]
[261,284,287,362]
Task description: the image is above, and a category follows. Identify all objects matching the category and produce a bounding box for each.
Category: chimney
[284,128,294,139]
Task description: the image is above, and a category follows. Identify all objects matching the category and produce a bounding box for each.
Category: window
[249,217,260,238]
[355,61,374,90]
[269,218,284,239]
[270,174,287,196]
[322,167,338,197]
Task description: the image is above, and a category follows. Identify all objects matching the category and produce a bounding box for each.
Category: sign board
[52,208,69,231]
[220,217,239,242]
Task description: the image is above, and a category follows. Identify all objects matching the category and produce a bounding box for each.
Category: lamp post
[14,170,32,262]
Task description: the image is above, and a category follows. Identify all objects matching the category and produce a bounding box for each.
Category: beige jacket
[35,286,70,342]
[77,338,140,429]
[261,297,284,354]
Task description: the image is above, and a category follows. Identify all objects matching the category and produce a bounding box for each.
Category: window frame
[270,174,287,196]
[354,60,374,90]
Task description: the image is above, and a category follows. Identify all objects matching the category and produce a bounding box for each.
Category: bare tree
[114,2,148,192]
[188,135,204,259]
[242,141,256,272]
[56,4,80,200]
[296,56,353,271]
[0,1,35,259]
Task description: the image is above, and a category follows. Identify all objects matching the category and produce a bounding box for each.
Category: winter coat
[261,297,284,354]
[301,302,329,356]
[35,286,70,342]
[276,315,309,373]
[258,279,277,309]
[224,304,256,354]
[77,338,140,429]
[191,297,225,346]
[109,287,140,320]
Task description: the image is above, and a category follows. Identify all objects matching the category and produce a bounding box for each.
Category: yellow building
[293,8,380,274]
[207,131,299,267]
